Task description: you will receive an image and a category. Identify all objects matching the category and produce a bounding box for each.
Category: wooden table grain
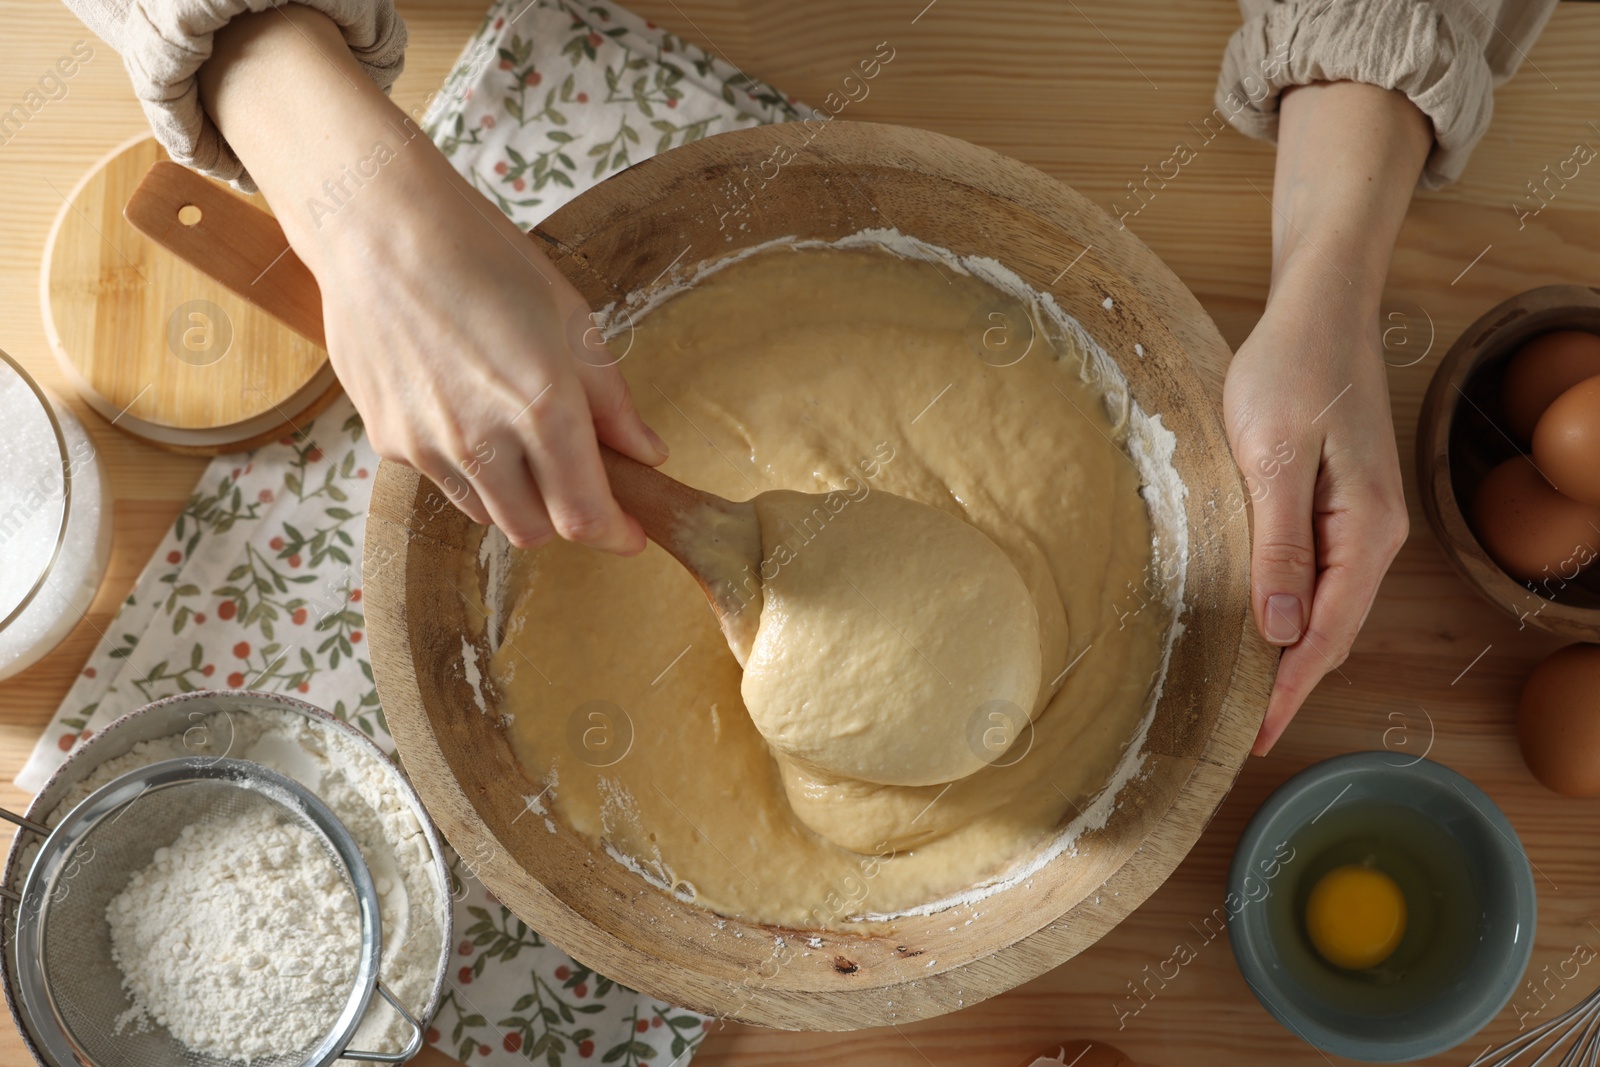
[3,1,1598,1065]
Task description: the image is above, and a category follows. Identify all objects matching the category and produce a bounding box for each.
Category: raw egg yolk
[1305,864,1407,971]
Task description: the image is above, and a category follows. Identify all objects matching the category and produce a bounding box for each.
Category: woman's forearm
[193,3,664,555]
[197,5,440,272]
[1268,81,1433,310]
[1224,80,1426,754]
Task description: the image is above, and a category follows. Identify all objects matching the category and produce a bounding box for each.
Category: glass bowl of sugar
[0,349,111,681]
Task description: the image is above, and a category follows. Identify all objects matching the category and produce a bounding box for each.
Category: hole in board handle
[177,204,202,226]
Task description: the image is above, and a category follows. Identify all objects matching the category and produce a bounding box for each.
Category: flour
[39,707,444,1065]
[107,804,360,1061]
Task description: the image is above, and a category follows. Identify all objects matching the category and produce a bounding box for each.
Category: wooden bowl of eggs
[1417,285,1600,639]
[365,122,1273,1029]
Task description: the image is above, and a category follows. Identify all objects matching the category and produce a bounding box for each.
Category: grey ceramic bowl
[1229,751,1536,1063]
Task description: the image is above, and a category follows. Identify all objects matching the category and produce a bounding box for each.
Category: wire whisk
[1469,986,1600,1067]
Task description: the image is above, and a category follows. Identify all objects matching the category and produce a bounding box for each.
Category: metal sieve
[1,757,423,1067]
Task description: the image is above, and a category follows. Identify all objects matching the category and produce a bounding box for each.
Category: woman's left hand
[1226,79,1433,754]
[1224,279,1409,756]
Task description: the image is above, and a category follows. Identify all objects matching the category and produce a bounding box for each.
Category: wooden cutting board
[41,135,339,454]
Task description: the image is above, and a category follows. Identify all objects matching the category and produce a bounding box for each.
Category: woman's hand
[1228,80,1432,755]
[306,160,667,554]
[199,4,667,554]
[1226,282,1409,755]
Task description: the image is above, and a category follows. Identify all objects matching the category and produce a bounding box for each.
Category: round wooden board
[40,134,336,451]
[364,122,1275,1030]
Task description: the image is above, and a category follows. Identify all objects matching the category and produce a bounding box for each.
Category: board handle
[123,160,326,347]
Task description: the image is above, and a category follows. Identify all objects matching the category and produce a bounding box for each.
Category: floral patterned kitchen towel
[420,0,800,226]
[20,1,804,1063]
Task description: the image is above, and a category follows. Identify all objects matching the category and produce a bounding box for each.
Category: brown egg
[1469,456,1600,582]
[1517,643,1600,796]
[1532,375,1600,505]
[1024,1041,1145,1067]
[1502,330,1600,441]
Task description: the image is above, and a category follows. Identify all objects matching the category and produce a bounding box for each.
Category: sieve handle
[0,807,52,903]
[0,807,50,839]
[338,979,427,1063]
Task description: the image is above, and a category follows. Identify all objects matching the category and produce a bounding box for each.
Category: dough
[487,244,1175,927]
[741,489,1043,788]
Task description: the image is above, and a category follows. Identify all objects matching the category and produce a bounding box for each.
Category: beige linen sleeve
[1217,0,1557,189]
[62,0,406,190]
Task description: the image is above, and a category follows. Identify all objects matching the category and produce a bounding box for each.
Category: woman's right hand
[200,3,667,555]
[310,152,668,555]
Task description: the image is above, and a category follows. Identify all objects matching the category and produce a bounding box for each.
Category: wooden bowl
[1416,284,1600,639]
[365,122,1273,1029]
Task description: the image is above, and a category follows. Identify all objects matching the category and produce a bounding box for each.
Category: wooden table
[3,1,1598,1064]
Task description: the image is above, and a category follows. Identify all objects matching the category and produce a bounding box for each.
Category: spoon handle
[598,445,730,547]
[599,446,762,663]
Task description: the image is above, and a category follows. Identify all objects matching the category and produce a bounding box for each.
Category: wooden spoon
[126,160,767,663]
[597,448,763,663]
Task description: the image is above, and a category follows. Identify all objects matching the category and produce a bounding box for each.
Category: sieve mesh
[17,760,379,1067]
